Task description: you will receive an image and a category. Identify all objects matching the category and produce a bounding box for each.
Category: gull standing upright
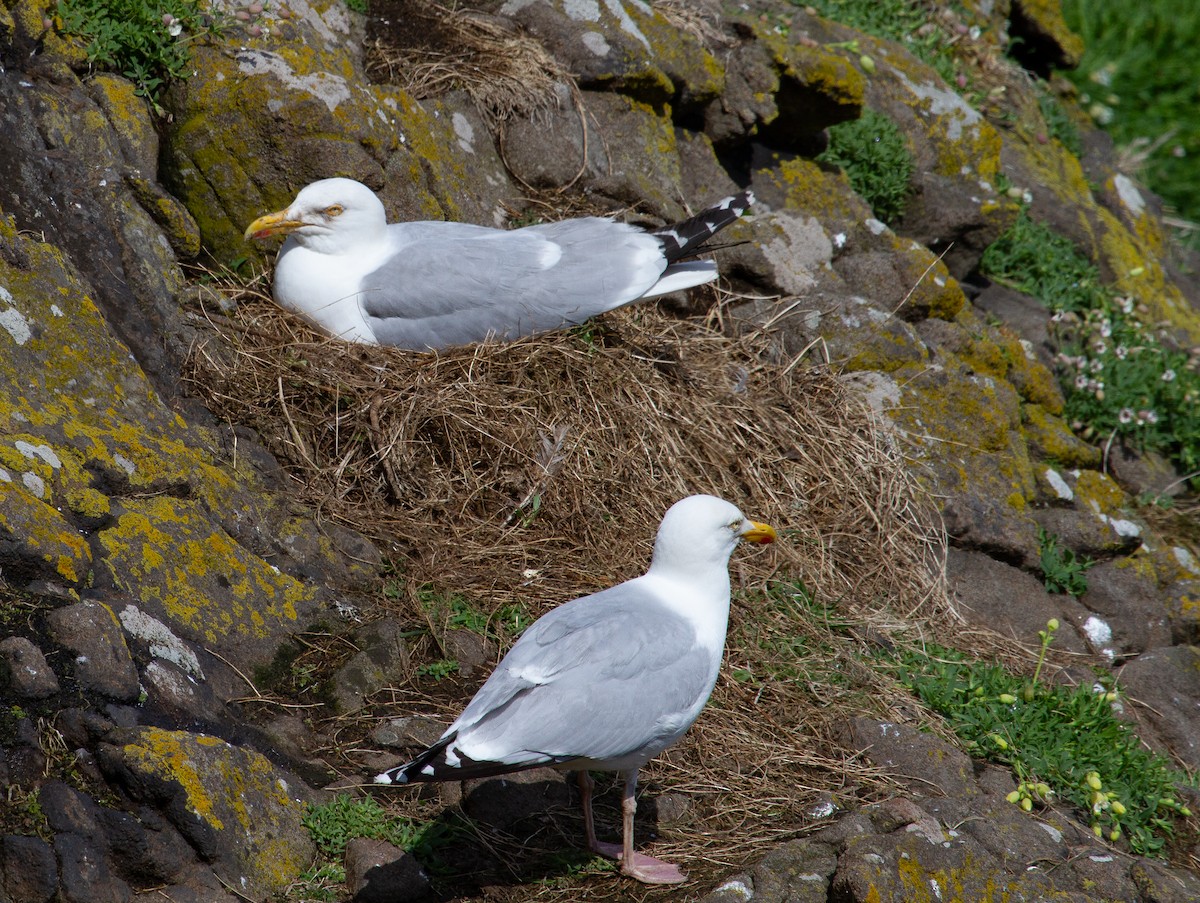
[244,178,753,349]
[374,494,776,884]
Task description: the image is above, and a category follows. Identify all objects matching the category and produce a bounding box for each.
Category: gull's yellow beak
[244,208,304,241]
[741,520,776,544]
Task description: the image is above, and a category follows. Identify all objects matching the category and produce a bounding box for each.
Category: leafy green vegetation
[304,794,452,859]
[818,109,914,224]
[981,210,1200,481]
[1058,0,1200,245]
[55,0,227,103]
[799,0,961,84]
[888,621,1194,856]
[418,587,532,645]
[730,580,856,691]
[1037,527,1093,596]
[416,658,460,681]
[295,795,458,898]
[1034,83,1082,157]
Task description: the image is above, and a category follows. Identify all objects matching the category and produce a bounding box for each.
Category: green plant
[799,0,962,84]
[54,0,227,103]
[1037,527,1093,596]
[818,109,914,225]
[981,210,1200,481]
[303,795,443,858]
[286,863,345,902]
[418,587,531,644]
[416,658,460,681]
[1058,0,1200,248]
[887,624,1194,856]
[1034,84,1082,157]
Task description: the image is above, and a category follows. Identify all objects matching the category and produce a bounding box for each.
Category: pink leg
[575,770,687,885]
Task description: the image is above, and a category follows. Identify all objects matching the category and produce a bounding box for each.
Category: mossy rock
[1022,404,1100,469]
[94,496,318,667]
[497,0,724,113]
[101,726,318,899]
[0,479,91,587]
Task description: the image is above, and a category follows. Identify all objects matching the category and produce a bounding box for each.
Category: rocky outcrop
[1,0,1199,899]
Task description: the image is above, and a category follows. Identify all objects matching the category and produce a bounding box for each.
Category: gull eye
[324,204,344,217]
[729,518,743,532]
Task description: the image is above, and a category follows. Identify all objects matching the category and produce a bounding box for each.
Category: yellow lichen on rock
[1021,404,1100,468]
[117,726,315,896]
[96,496,312,645]
[123,726,222,828]
[0,480,91,585]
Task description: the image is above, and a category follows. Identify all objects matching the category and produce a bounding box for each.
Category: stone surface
[344,837,432,902]
[54,831,133,903]
[0,636,60,699]
[45,600,141,701]
[1117,645,1200,771]
[97,727,318,899]
[0,834,58,903]
[329,618,412,714]
[946,549,1086,652]
[462,767,572,835]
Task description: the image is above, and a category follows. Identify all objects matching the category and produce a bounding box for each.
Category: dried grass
[182,279,956,894]
[365,0,570,126]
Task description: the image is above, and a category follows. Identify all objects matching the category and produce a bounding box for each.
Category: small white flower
[1118,408,1134,424]
[1162,369,1176,382]
[1093,341,1107,355]
[1099,321,1112,337]
[169,21,183,36]
[1090,359,1104,373]
[1075,374,1089,390]
[1115,345,1128,360]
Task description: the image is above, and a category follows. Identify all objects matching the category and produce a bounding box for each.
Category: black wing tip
[654,190,755,261]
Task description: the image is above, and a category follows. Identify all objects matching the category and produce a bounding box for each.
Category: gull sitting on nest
[374,493,776,884]
[244,178,753,349]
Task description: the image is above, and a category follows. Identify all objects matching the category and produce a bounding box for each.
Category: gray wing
[359,219,667,349]
[448,582,715,767]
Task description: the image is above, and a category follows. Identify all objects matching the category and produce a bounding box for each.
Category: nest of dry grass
[365,0,570,126]
[183,281,954,893]
[185,287,945,620]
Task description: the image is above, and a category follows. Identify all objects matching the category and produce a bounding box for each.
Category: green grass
[887,622,1195,856]
[798,0,961,84]
[818,109,914,225]
[1058,0,1200,243]
[295,795,460,898]
[417,587,532,646]
[304,794,455,860]
[981,210,1200,482]
[1034,83,1082,157]
[730,580,856,691]
[1037,527,1093,596]
[55,0,227,104]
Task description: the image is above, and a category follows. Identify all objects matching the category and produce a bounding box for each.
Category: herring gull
[374,494,776,884]
[244,178,753,349]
